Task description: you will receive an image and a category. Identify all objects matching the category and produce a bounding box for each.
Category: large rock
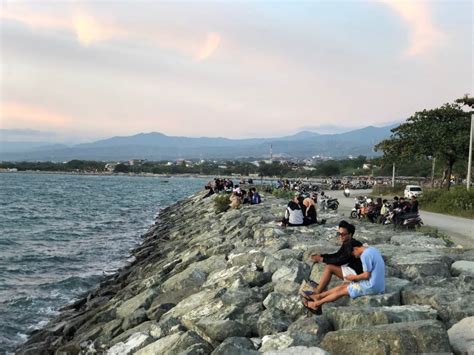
[401,284,474,326]
[106,332,153,355]
[263,292,305,320]
[257,309,292,336]
[160,267,208,294]
[272,261,310,284]
[228,249,267,269]
[263,346,329,355]
[320,320,451,354]
[448,316,474,355]
[116,289,157,319]
[325,305,437,330]
[134,331,212,355]
[211,336,258,355]
[195,319,250,344]
[451,260,474,276]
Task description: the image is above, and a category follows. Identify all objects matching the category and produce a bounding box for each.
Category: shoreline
[16,191,474,354]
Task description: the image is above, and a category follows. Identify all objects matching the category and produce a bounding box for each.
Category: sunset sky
[0,0,472,142]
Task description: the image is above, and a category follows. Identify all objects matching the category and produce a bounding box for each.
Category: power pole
[431,157,436,188]
[392,162,395,188]
[467,114,473,190]
[270,144,273,163]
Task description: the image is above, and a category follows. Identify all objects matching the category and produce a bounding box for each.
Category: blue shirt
[251,192,261,204]
[361,247,385,293]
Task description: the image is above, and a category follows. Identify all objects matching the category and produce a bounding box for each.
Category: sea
[0,172,207,353]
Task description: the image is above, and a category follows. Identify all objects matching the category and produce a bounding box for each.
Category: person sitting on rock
[250,187,261,204]
[303,193,318,225]
[229,192,242,209]
[281,196,304,226]
[307,221,363,295]
[303,244,385,313]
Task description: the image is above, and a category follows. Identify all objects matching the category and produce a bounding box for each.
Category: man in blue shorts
[303,244,385,312]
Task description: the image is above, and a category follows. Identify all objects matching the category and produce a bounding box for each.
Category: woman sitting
[281,196,304,226]
[303,193,318,225]
[229,192,242,209]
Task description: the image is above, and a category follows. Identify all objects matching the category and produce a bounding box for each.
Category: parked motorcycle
[388,209,423,230]
[325,198,339,211]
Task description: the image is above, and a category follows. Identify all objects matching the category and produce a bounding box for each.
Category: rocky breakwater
[18,191,474,354]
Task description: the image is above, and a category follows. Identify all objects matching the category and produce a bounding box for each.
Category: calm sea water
[0,173,206,353]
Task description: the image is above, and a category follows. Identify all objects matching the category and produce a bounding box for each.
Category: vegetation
[372,183,405,197]
[419,185,474,218]
[213,194,231,213]
[417,226,454,246]
[375,98,472,190]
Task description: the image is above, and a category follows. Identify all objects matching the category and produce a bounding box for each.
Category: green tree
[114,163,130,173]
[375,103,470,189]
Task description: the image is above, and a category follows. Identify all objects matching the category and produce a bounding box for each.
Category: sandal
[302,299,322,315]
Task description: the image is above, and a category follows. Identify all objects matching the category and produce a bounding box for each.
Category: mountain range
[0,125,396,161]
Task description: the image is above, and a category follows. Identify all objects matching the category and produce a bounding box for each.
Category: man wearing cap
[308,220,363,295]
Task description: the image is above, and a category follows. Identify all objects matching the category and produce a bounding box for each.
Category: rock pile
[17,191,474,354]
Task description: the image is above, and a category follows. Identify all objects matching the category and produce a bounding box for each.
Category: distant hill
[0,125,396,161]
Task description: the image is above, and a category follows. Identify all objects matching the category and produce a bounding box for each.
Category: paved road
[326,189,474,248]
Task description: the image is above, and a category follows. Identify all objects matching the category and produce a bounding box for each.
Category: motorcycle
[343,188,351,198]
[325,198,339,211]
[350,196,366,219]
[388,208,423,230]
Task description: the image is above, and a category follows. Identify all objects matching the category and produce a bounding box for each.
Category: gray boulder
[134,331,212,355]
[448,316,474,355]
[257,309,292,336]
[211,337,258,355]
[263,346,329,355]
[195,319,250,344]
[106,332,153,355]
[262,292,305,320]
[320,320,451,354]
[325,305,437,330]
[451,260,474,276]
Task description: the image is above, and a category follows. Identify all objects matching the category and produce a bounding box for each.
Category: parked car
[404,185,423,198]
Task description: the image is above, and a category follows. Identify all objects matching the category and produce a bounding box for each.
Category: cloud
[1,101,72,128]
[0,5,125,46]
[378,0,446,56]
[195,32,221,60]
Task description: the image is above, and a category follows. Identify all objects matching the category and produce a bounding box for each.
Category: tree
[114,163,129,173]
[375,103,470,190]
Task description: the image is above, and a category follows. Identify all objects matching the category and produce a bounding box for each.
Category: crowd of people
[204,178,262,209]
[203,179,386,312]
[355,195,420,228]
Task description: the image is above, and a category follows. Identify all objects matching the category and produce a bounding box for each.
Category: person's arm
[321,245,347,265]
[345,272,370,281]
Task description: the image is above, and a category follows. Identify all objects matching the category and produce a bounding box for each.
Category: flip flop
[308,280,319,288]
[302,299,322,315]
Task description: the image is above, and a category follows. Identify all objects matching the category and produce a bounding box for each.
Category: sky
[0,0,472,143]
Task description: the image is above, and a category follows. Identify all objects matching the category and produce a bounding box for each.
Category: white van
[404,185,423,198]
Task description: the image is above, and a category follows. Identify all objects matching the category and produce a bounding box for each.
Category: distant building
[105,163,118,172]
[129,159,145,166]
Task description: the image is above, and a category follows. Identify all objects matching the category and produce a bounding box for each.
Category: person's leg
[314,264,343,294]
[305,284,349,309]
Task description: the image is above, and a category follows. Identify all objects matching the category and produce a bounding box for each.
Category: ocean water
[0,173,206,353]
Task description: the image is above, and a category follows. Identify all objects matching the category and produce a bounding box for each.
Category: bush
[213,194,230,213]
[420,185,474,218]
[270,188,295,201]
[417,226,454,246]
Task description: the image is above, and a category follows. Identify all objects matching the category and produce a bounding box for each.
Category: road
[327,189,474,248]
